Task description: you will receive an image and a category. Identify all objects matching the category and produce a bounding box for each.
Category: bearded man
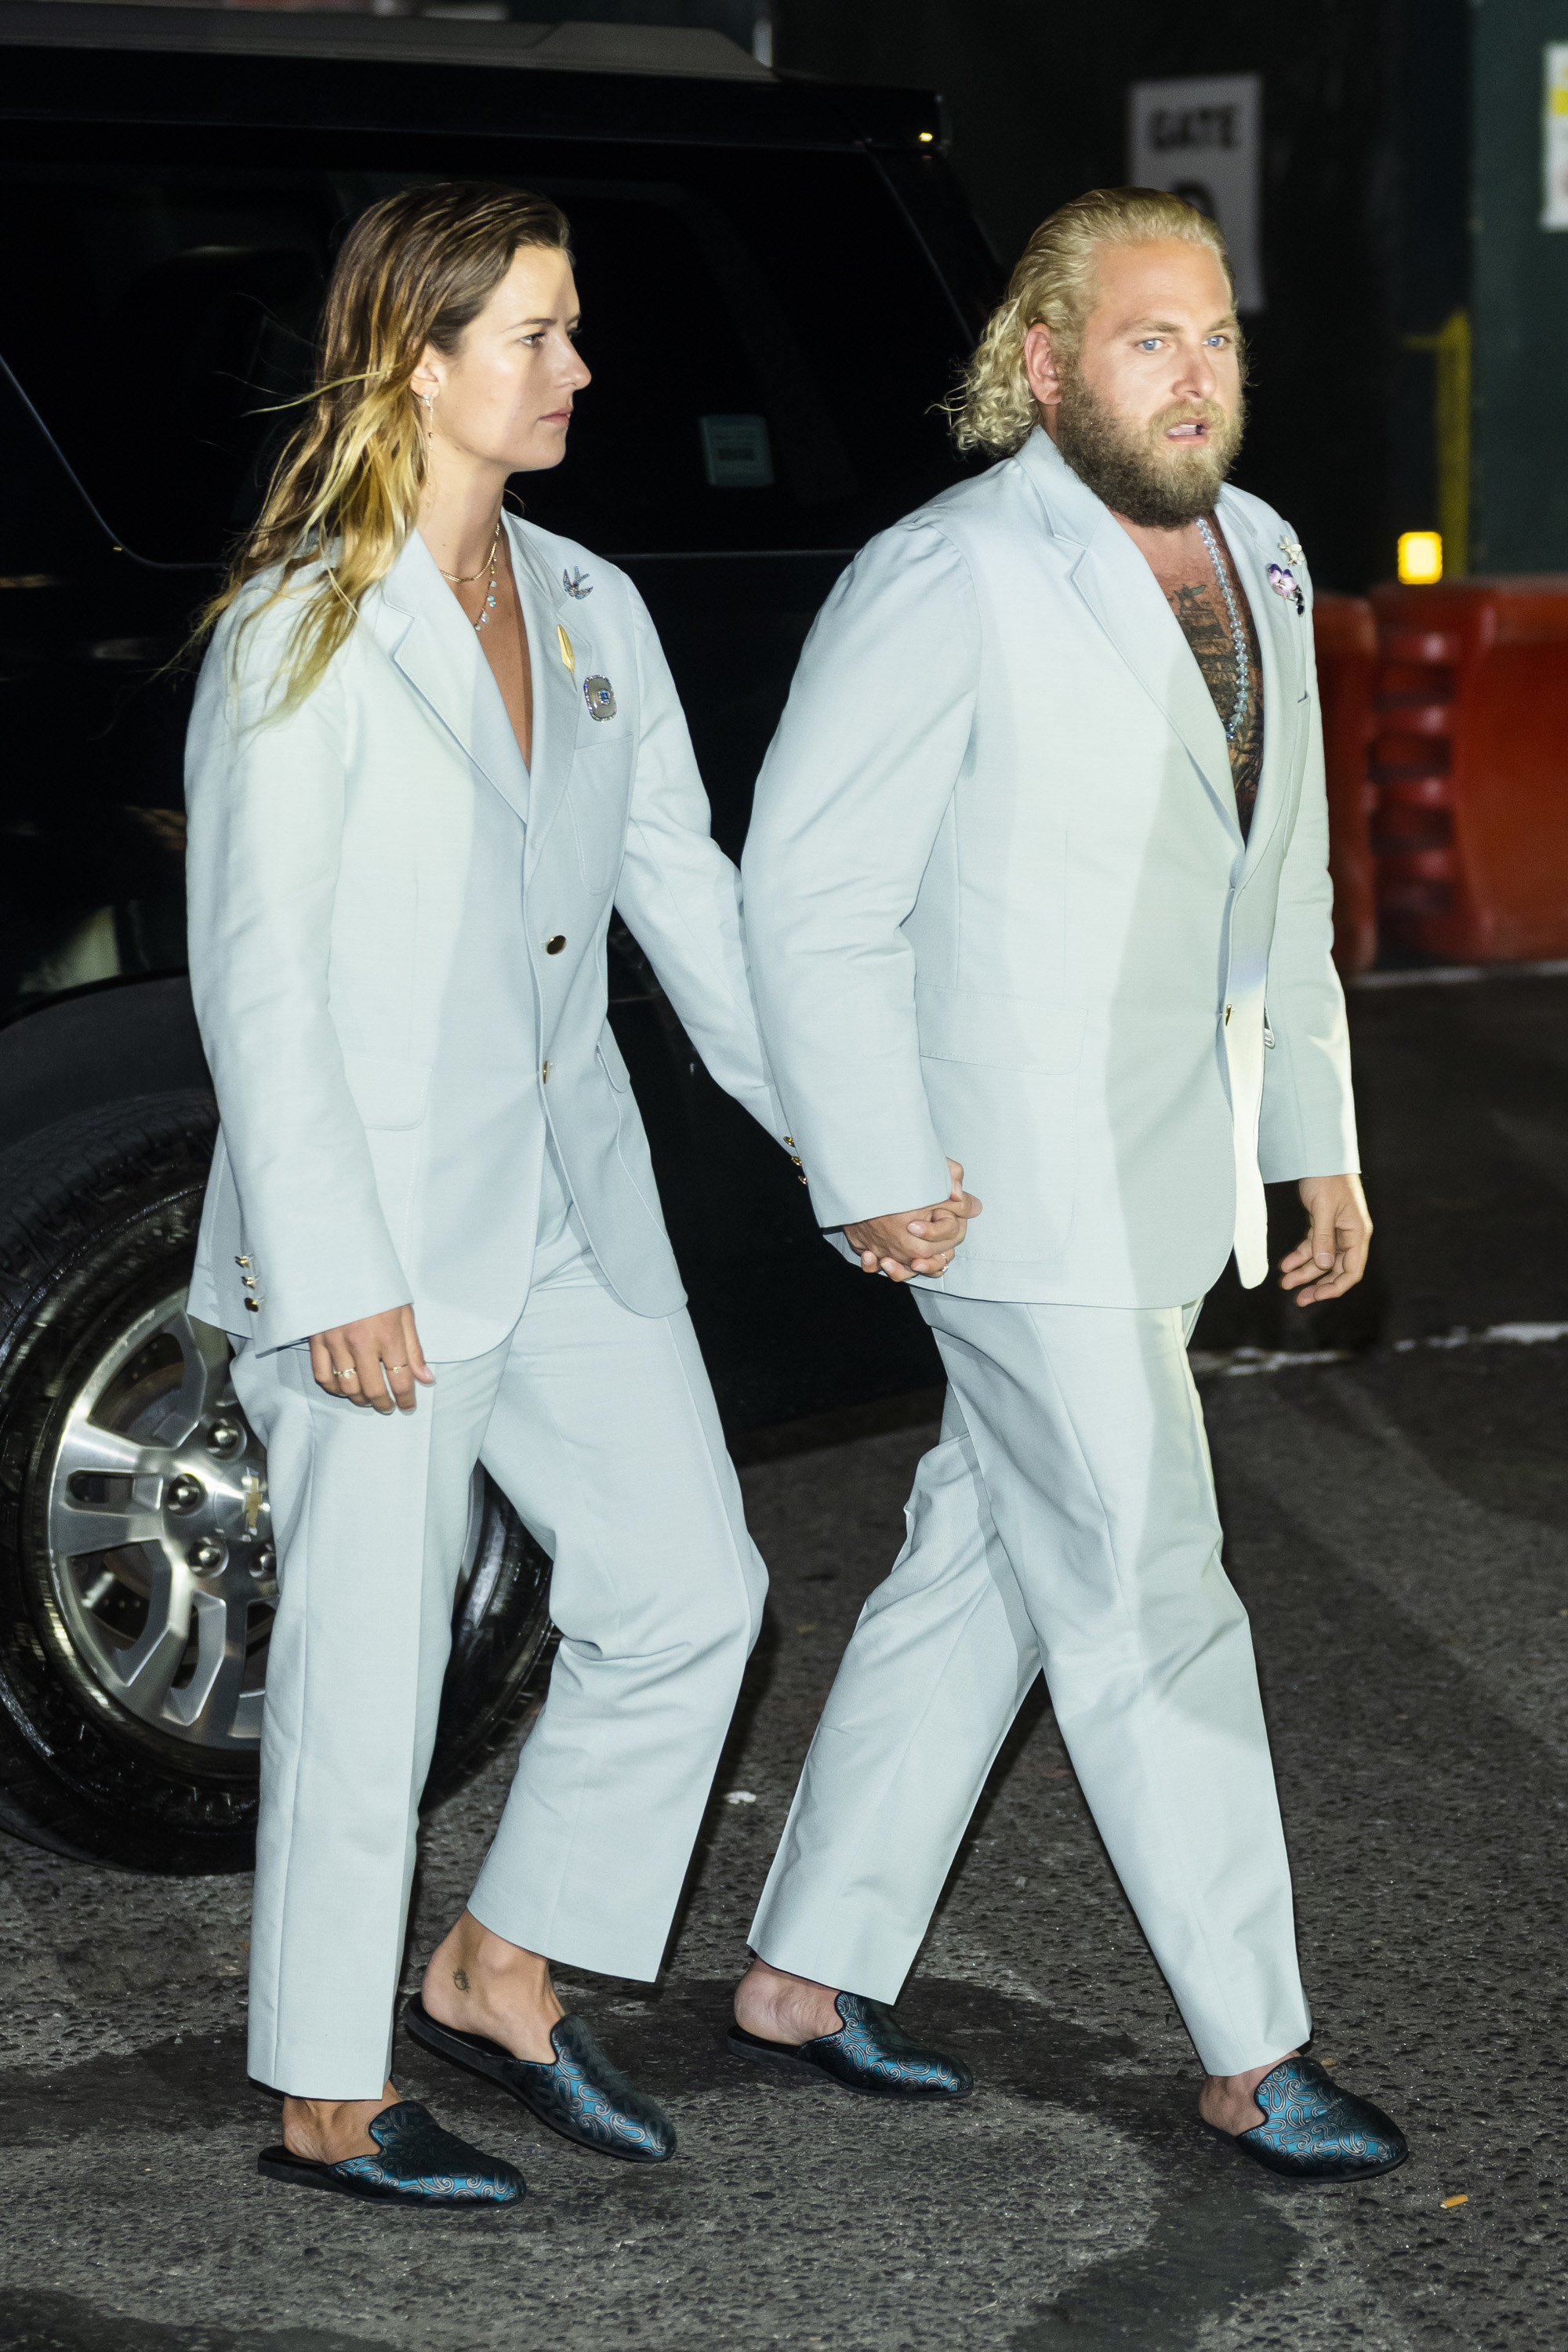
[731,188,1406,2180]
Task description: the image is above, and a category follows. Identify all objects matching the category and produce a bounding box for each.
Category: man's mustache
[1149,401,1233,437]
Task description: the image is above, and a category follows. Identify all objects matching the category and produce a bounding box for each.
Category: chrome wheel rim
[42,1291,275,1751]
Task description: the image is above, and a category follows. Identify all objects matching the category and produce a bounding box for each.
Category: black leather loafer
[257,2097,524,2206]
[404,1994,676,2163]
[729,1991,973,2100]
[1218,2056,1409,2181]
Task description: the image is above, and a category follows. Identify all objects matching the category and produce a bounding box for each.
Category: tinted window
[0,138,974,564]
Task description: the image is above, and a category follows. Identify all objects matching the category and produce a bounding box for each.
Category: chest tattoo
[1166,572,1265,838]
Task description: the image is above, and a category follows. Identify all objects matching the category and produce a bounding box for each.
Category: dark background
[506,0,1568,591]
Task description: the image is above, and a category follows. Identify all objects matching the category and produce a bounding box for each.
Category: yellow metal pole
[1403,309,1472,575]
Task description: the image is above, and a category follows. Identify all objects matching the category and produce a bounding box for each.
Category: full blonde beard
[1054,376,1246,528]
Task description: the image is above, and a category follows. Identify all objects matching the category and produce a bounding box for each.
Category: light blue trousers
[749,1291,1311,2077]
[232,1155,766,2098]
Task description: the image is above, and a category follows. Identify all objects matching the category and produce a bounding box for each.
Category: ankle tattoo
[452,1968,470,1993]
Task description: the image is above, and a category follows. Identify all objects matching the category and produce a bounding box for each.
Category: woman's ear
[409,347,443,408]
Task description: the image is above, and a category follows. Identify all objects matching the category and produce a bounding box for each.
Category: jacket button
[1224,1004,1232,1025]
[546,935,566,955]
[244,1299,261,1313]
[542,1060,551,1083]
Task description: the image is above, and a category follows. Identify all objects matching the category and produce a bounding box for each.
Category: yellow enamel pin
[557,625,575,674]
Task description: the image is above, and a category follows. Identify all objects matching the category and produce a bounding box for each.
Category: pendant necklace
[1195,514,1250,742]
[440,521,502,632]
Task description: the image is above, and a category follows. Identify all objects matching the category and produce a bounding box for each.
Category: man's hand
[309,1304,434,1413]
[843,1159,982,1284]
[1279,1174,1372,1306]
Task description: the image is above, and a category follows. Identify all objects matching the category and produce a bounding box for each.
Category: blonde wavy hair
[951,187,1235,459]
[197,180,571,710]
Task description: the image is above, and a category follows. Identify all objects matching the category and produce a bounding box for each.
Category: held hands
[1279,1174,1373,1306]
[309,1304,434,1413]
[843,1159,983,1283]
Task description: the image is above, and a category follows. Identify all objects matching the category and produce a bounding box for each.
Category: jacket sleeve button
[546,935,566,955]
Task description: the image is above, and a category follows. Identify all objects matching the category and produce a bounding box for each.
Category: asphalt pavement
[2,968,1566,2352]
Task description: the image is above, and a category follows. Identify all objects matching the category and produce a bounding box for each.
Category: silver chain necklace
[1195,515,1250,742]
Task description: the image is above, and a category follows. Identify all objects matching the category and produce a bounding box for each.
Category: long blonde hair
[950,187,1236,459]
[198,180,571,709]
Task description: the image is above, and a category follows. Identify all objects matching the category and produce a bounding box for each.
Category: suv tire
[0,1091,554,1872]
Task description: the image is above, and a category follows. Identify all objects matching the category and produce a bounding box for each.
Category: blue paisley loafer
[729,1991,974,2100]
[1220,2056,1409,2182]
[404,1994,676,2163]
[257,2097,524,2206]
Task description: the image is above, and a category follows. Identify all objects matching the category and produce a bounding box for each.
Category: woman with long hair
[185,181,793,2206]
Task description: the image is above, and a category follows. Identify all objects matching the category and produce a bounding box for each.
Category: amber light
[1398,531,1443,585]
[919,129,935,143]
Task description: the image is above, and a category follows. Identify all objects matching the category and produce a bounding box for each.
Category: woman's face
[413,243,590,475]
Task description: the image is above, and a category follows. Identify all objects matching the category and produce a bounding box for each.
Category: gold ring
[387,1363,407,1373]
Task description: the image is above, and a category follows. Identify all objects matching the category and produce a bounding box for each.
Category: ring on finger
[387,1363,407,1373]
[335,1366,357,1380]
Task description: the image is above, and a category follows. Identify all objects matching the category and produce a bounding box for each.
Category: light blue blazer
[185,513,785,1359]
[740,427,1358,1308]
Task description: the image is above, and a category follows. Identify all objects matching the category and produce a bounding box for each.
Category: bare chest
[1143,528,1265,837]
[445,542,533,771]
[479,571,534,773]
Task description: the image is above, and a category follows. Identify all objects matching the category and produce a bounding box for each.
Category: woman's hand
[842,1159,983,1283]
[309,1305,434,1413]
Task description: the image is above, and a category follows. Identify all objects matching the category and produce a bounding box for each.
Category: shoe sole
[404,2000,673,2163]
[256,2148,521,2208]
[727,2027,975,2101]
[1201,2121,1410,2184]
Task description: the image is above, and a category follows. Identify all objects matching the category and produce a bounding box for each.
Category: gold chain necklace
[440,521,503,631]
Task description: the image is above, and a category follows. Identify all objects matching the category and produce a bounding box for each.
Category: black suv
[0,1,996,1871]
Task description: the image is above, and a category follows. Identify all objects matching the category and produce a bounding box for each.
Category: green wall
[1471,2,1568,572]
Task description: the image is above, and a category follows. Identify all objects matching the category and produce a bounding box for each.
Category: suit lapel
[506,516,589,875]
[1071,516,1242,842]
[373,528,531,825]
[1217,489,1307,876]
[1014,431,1240,845]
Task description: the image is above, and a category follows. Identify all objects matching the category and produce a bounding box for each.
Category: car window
[0,140,975,564]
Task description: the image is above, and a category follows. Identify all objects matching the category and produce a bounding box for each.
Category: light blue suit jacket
[186,514,784,1357]
[740,428,1358,1308]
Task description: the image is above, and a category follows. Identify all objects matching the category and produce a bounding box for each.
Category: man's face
[1025,239,1245,528]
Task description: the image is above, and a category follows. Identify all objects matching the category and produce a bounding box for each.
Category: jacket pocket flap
[596,1022,631,1092]
[916,988,1085,1073]
[341,1051,433,1131]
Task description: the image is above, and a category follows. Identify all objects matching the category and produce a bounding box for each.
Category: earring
[419,389,435,419]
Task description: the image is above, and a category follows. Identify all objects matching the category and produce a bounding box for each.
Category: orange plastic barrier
[1312,593,1379,976]
[1368,578,1568,961]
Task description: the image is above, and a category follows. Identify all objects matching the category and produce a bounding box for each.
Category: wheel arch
[0,976,211,1156]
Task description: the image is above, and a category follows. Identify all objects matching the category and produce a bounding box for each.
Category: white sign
[1543,45,1568,227]
[1127,74,1264,312]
